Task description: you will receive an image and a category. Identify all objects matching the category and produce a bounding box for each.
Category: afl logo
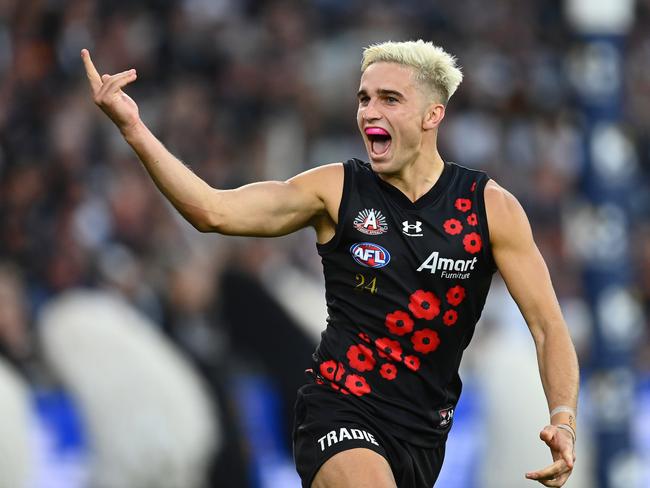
[350,242,391,268]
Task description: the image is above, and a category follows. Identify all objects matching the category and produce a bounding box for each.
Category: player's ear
[423,103,445,131]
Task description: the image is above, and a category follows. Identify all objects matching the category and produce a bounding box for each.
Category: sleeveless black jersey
[310,158,497,448]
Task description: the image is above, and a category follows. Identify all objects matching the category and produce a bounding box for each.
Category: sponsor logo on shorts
[439,407,454,428]
[350,242,391,268]
[318,427,380,451]
[353,209,388,235]
[417,251,477,279]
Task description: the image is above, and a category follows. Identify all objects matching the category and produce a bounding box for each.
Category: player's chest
[343,204,484,278]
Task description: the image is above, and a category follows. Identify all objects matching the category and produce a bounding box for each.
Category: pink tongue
[365,127,389,136]
[372,138,390,154]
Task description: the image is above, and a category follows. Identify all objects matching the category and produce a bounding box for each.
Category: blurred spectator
[0,262,31,365]
[1,0,649,486]
[38,290,220,488]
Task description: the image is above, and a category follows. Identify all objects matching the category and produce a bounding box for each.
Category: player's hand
[81,49,140,133]
[525,425,575,487]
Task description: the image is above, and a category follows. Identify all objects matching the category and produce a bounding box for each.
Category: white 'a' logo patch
[353,209,388,235]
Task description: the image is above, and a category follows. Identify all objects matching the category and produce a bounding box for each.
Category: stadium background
[0,0,649,486]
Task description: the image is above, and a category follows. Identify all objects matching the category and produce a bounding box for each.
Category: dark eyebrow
[356,88,405,99]
[377,89,404,99]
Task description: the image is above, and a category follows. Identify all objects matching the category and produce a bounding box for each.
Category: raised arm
[81,49,341,239]
[485,180,579,487]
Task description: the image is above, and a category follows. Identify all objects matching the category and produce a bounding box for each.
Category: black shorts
[292,383,446,488]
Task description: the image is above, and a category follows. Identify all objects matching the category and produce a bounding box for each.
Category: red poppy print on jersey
[466,213,478,226]
[463,232,482,254]
[408,290,441,320]
[446,285,466,306]
[455,198,472,212]
[470,181,477,192]
[345,374,371,396]
[375,337,403,361]
[358,332,371,343]
[404,355,421,372]
[411,329,440,354]
[319,360,345,381]
[380,363,397,380]
[385,310,414,336]
[443,218,463,235]
[443,309,458,326]
[331,382,350,395]
[346,344,375,372]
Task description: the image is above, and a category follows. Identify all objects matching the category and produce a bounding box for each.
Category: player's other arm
[485,180,579,487]
[82,49,338,237]
[120,119,339,237]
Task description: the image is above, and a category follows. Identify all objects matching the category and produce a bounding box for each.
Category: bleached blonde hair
[361,40,463,104]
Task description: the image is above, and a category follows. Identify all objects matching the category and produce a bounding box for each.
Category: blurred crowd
[1,0,649,487]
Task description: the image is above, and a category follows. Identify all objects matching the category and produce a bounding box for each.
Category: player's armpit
[203,162,343,239]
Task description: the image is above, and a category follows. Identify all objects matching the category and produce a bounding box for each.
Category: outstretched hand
[525,425,575,487]
[81,49,140,133]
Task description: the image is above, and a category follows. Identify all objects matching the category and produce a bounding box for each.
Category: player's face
[357,62,433,174]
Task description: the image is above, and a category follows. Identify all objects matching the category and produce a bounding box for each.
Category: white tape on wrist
[550,405,576,418]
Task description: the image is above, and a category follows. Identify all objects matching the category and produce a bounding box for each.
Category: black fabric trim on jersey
[316,160,353,255]
[368,159,454,210]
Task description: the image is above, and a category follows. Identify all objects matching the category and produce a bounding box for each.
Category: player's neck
[377,149,445,203]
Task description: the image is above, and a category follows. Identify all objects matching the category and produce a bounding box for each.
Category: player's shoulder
[290,158,374,188]
[484,179,521,214]
[445,161,491,193]
[484,179,532,246]
[288,162,344,184]
[286,162,345,207]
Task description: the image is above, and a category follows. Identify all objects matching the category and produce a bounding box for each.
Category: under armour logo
[402,220,423,237]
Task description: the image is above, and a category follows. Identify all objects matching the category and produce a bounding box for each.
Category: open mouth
[365,127,392,158]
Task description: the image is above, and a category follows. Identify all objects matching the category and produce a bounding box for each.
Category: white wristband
[550,405,576,418]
